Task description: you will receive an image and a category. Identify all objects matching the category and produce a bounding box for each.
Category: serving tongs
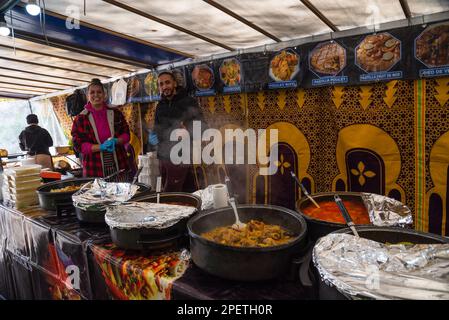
[290,171,320,208]
[334,194,359,237]
[225,176,246,230]
[102,169,126,182]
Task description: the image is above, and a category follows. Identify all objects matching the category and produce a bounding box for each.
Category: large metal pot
[109,192,202,250]
[132,192,202,209]
[36,178,93,212]
[316,226,449,300]
[187,204,308,281]
[296,192,369,241]
[74,182,152,224]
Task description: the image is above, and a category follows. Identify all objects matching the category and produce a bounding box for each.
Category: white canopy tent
[0,0,448,100]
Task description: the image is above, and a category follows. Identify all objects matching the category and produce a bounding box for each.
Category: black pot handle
[55,201,75,217]
[136,234,183,245]
[292,245,314,287]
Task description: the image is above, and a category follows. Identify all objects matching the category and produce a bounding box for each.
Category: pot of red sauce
[296,192,371,241]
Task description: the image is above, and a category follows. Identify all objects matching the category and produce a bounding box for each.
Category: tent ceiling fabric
[107,0,275,49]
[0,37,138,71]
[0,46,126,78]
[42,0,229,56]
[406,0,449,16]
[309,0,406,30]
[0,0,448,99]
[208,0,333,41]
[0,91,33,99]
[0,69,79,86]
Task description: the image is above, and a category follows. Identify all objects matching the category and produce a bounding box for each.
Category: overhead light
[0,16,10,37]
[26,0,41,16]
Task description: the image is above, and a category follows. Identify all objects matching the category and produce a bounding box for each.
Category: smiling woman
[71,78,131,181]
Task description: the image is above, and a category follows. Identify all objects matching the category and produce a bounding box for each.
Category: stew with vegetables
[302,200,370,224]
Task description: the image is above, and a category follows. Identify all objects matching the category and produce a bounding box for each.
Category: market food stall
[0,0,449,301]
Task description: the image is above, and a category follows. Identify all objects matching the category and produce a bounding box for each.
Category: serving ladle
[334,194,359,237]
[290,171,320,208]
[225,176,246,230]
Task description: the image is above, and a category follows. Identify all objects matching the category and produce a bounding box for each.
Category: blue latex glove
[106,138,118,152]
[148,132,159,146]
[100,138,117,152]
[99,141,110,152]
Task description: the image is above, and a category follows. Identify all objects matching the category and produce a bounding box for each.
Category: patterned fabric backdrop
[49,77,449,236]
[191,78,449,236]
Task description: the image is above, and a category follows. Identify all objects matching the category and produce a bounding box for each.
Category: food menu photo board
[353,31,404,82]
[171,67,189,91]
[217,57,243,94]
[268,48,302,89]
[307,40,349,87]
[127,76,143,103]
[240,52,269,92]
[414,22,449,78]
[189,63,217,96]
[140,71,160,103]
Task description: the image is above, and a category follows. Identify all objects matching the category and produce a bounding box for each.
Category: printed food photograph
[310,41,346,75]
[356,33,401,72]
[128,76,141,97]
[192,64,214,90]
[172,68,186,88]
[144,73,158,96]
[219,58,241,87]
[415,22,449,67]
[269,49,300,81]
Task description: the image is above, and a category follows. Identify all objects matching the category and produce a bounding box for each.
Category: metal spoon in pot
[156,176,162,204]
[334,194,359,237]
[131,167,143,186]
[127,167,143,197]
[225,176,246,230]
[290,171,320,208]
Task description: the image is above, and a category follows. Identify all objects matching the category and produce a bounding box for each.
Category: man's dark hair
[87,78,105,92]
[26,114,38,125]
[157,71,176,81]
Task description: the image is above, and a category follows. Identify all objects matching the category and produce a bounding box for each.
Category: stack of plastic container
[2,165,42,209]
[138,152,160,189]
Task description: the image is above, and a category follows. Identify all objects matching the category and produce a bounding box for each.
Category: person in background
[149,71,205,192]
[19,114,54,169]
[71,78,130,181]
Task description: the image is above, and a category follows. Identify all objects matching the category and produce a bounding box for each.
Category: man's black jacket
[153,89,205,160]
[19,125,53,156]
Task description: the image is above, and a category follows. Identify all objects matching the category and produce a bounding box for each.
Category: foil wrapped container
[362,193,413,227]
[72,179,139,209]
[313,233,449,300]
[193,185,216,210]
[105,202,197,230]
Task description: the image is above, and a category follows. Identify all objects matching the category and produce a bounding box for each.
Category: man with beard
[149,71,204,191]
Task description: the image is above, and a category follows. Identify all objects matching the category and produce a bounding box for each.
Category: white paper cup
[138,155,150,168]
[212,184,228,209]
